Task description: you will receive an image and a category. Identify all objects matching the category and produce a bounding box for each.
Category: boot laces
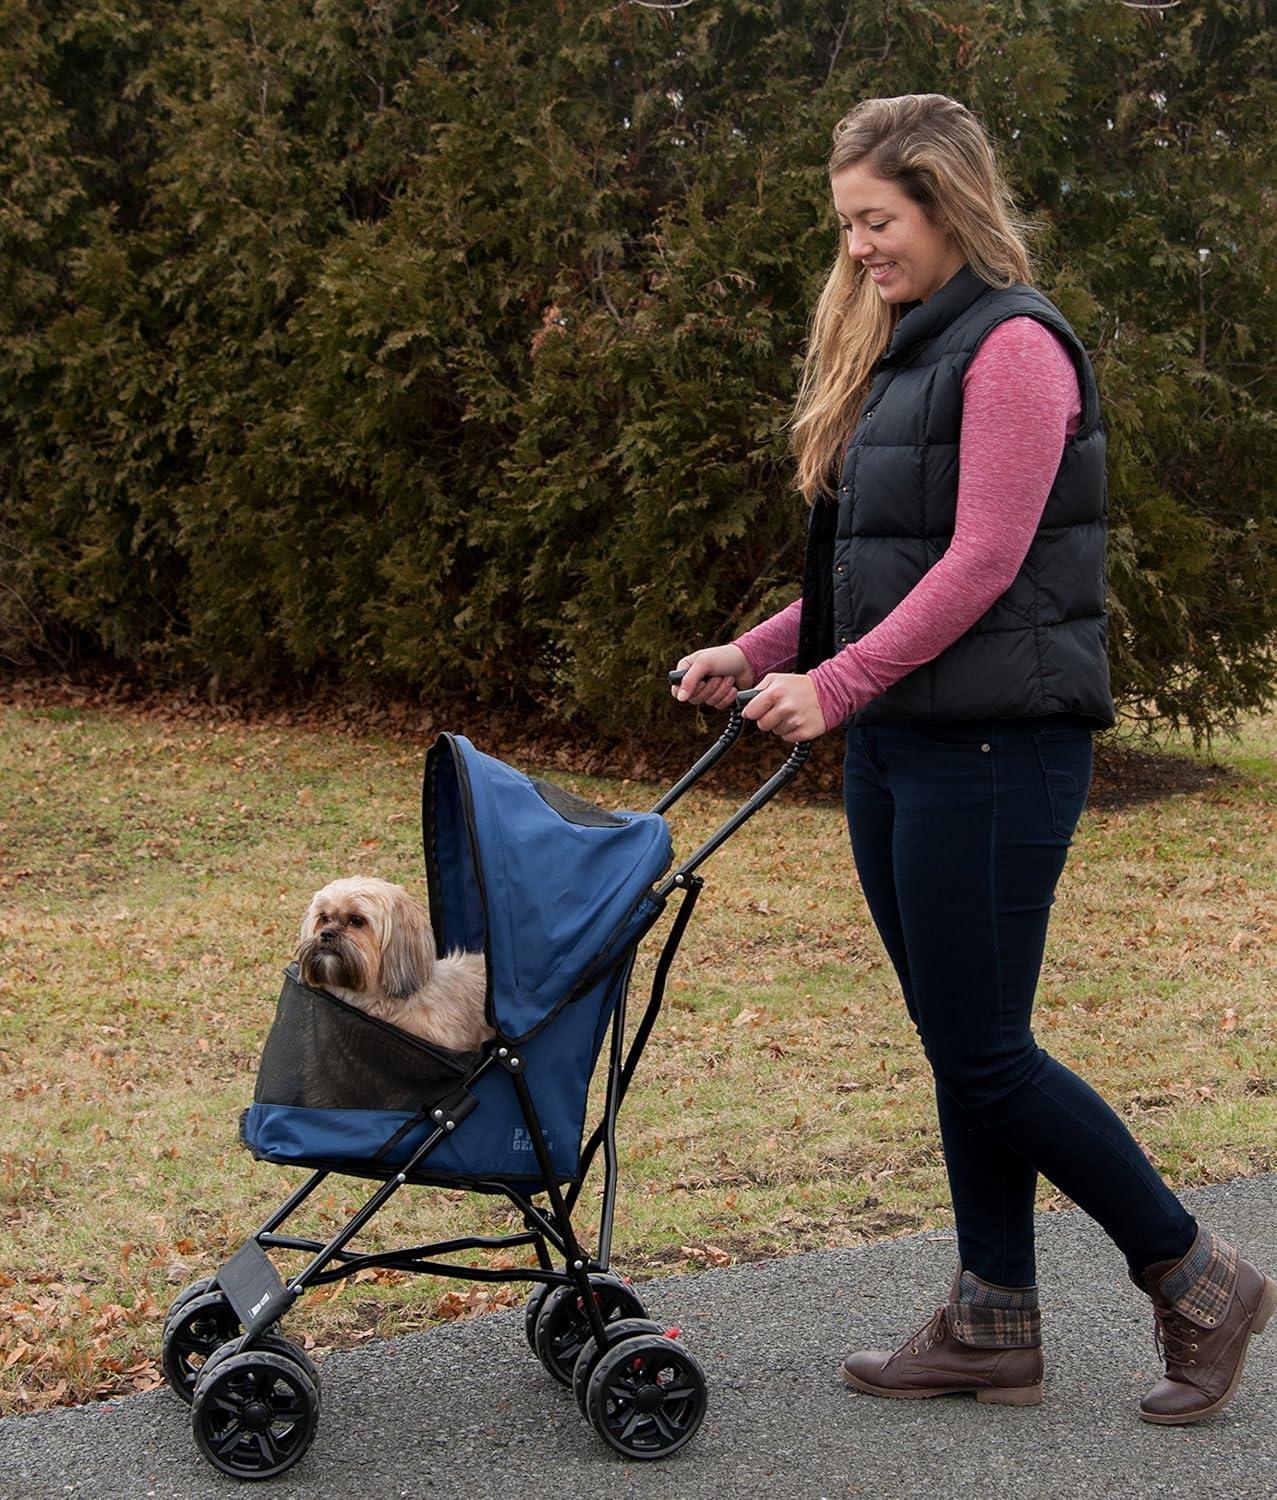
[891,1306,947,1360]
[1152,1305,1200,1371]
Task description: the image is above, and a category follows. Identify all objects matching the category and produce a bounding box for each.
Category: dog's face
[296,877,435,1001]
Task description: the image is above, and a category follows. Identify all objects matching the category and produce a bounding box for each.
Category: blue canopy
[422,735,674,1043]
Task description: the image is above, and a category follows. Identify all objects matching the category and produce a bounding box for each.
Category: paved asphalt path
[2,1176,1275,1500]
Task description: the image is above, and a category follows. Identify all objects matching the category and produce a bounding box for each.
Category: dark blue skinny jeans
[842,716,1197,1287]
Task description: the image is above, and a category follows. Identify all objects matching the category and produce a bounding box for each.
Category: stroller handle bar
[666,666,763,708]
[652,669,811,896]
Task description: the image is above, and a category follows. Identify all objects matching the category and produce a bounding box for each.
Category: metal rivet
[396,1173,407,1184]
[432,1109,443,1120]
[981,743,991,753]
[445,1120,455,1131]
[498,1047,509,1058]
[674,874,685,886]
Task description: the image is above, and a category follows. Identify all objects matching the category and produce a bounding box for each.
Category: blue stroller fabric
[241,736,673,1185]
[425,734,674,1042]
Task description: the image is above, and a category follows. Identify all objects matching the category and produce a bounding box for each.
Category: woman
[674,93,1273,1423]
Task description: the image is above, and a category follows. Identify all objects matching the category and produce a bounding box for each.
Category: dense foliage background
[3,0,1275,738]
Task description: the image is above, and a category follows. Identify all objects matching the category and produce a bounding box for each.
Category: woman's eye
[869,222,888,231]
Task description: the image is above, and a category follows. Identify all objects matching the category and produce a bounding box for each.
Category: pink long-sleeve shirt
[733,317,1083,728]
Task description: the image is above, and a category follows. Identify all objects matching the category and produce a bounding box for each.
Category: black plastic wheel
[533,1277,647,1386]
[161,1290,241,1405]
[573,1317,665,1415]
[256,1333,321,1392]
[163,1278,215,1326]
[585,1334,707,1459]
[191,1350,319,1480]
[198,1333,321,1397]
[523,1282,551,1352]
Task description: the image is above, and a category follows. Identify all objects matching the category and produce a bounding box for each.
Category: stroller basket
[169,707,808,1479]
[241,955,639,1186]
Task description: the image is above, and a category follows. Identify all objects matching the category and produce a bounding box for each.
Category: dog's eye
[348,914,366,928]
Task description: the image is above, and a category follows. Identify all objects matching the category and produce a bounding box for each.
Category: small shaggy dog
[296,877,491,1053]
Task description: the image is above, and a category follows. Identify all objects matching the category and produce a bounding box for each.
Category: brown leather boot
[841,1271,1043,1406]
[1140,1228,1277,1425]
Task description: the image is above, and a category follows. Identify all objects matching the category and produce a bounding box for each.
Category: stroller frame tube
[648,702,747,814]
[569,876,702,1223]
[655,741,811,897]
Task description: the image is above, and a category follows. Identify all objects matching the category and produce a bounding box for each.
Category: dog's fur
[297,877,491,1053]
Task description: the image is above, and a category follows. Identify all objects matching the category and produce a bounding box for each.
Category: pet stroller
[161,682,808,1479]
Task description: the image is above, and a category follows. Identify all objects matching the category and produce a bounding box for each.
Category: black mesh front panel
[253,967,479,1112]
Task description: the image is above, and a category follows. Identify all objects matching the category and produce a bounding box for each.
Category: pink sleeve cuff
[731,597,803,681]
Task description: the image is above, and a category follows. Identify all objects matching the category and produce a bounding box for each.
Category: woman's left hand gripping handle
[670,645,754,710]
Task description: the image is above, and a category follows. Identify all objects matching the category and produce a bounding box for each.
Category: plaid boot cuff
[949,1273,1041,1348]
[947,1300,1041,1348]
[1159,1229,1238,1328]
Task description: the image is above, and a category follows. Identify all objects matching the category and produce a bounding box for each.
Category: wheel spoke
[652,1408,680,1442]
[215,1425,246,1457]
[618,1410,644,1441]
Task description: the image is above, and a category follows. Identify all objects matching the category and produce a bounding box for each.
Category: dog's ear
[297,893,321,954]
[378,888,434,1000]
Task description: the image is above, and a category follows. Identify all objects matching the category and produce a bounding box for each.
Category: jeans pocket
[1033,728,1093,840]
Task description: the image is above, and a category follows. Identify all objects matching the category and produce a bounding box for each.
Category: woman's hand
[742,673,828,743]
[673,644,755,710]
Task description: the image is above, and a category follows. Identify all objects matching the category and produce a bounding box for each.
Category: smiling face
[831,162,965,305]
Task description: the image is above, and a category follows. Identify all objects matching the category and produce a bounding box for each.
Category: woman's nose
[846,226,872,259]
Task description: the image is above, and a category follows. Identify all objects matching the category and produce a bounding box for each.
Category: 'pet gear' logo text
[511,1127,553,1154]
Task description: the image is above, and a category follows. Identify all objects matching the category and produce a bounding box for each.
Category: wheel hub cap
[242,1400,271,1431]
[635,1383,664,1413]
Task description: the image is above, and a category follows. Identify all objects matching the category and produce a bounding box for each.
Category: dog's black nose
[319,927,338,944]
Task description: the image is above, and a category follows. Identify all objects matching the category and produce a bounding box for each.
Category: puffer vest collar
[876,264,990,369]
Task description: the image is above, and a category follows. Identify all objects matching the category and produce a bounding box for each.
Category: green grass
[0,701,1273,1412]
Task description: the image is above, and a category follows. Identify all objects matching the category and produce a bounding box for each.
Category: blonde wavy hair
[792,94,1034,502]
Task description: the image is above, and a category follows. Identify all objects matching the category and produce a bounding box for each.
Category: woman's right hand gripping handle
[671,645,756,710]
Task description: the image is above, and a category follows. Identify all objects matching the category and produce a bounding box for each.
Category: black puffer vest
[796,266,1116,728]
